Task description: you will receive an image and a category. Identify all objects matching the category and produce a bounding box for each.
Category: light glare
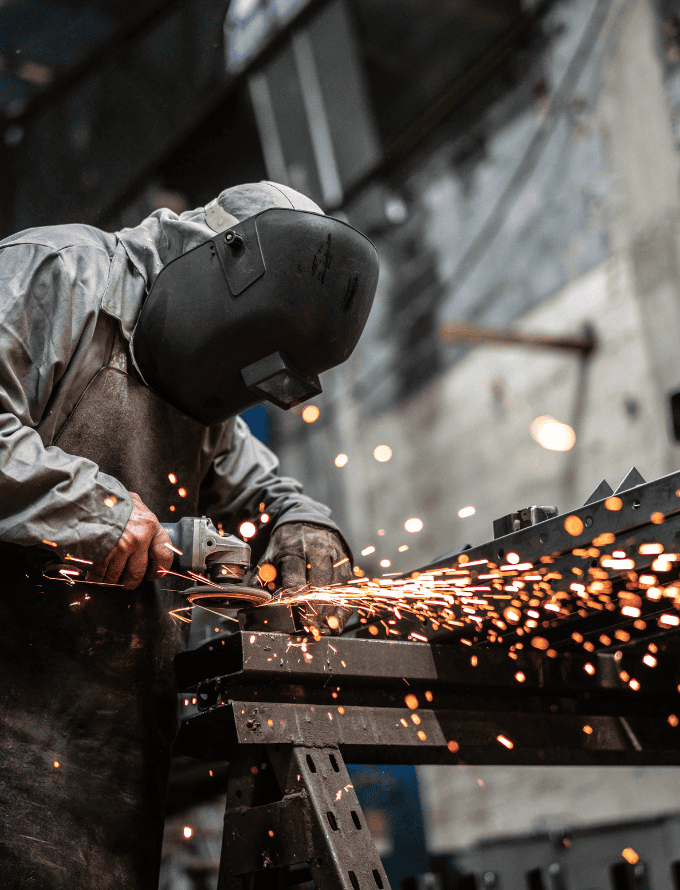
[530,415,576,452]
[374,444,393,462]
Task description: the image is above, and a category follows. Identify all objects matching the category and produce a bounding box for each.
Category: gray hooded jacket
[0,182,339,562]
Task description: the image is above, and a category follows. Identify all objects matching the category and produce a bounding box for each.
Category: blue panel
[240,402,270,445]
[347,764,429,886]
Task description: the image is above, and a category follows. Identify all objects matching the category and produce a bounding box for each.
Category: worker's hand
[87,492,173,590]
[258,522,354,635]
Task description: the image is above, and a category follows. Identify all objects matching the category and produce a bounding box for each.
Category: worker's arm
[0,241,134,564]
[199,416,347,540]
[199,418,354,632]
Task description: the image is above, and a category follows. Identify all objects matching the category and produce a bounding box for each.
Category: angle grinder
[160,516,270,608]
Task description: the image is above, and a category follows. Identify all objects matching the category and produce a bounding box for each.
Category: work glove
[257,522,354,635]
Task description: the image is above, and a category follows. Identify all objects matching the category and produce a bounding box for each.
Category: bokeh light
[530,415,576,452]
[302,405,320,423]
[404,517,424,533]
[458,506,476,518]
[373,444,393,462]
[334,453,348,467]
[239,521,257,539]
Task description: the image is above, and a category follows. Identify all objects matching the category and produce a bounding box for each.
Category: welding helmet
[131,195,379,426]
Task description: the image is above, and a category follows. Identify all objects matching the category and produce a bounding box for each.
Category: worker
[0,181,379,889]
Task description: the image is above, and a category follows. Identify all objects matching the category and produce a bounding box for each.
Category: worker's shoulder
[0,223,116,257]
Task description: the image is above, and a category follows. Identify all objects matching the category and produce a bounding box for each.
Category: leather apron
[0,327,208,889]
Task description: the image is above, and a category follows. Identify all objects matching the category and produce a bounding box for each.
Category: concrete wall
[270,0,680,859]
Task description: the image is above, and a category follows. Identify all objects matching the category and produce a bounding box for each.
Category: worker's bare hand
[88,492,173,590]
[257,522,354,635]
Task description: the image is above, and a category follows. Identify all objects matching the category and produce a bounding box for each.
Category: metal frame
[174,466,680,888]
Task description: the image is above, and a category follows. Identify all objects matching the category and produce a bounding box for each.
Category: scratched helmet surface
[131,207,379,425]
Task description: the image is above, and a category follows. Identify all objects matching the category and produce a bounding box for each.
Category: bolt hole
[235,790,242,798]
[327,811,338,831]
[539,534,548,544]
[632,500,641,509]
[591,560,598,568]
[316,857,324,867]
[206,539,214,547]
[306,754,316,773]
[351,810,361,829]
[373,870,384,889]
[497,549,505,560]
[585,516,593,527]
[349,871,360,890]
[329,753,340,772]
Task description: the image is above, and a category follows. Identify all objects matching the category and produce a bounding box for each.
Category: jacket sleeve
[0,242,132,561]
[198,416,344,540]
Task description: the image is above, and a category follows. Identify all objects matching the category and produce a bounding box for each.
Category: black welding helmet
[130,199,379,426]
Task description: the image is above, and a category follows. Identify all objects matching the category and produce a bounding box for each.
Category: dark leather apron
[0,327,208,889]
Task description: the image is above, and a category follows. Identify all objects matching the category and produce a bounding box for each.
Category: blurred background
[4,0,680,886]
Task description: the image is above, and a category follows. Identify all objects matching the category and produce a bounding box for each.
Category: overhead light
[231,0,260,20]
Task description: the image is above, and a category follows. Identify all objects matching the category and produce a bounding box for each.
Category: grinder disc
[184,584,272,608]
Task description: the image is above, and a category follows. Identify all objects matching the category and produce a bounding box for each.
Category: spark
[164,542,183,556]
[361,546,375,556]
[496,734,514,749]
[258,563,277,583]
[639,543,663,554]
[458,506,476,518]
[183,827,192,839]
[334,453,349,467]
[564,516,584,536]
[239,521,257,539]
[64,555,93,565]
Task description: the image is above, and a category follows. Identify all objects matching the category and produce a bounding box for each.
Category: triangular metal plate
[583,479,614,505]
[614,467,646,494]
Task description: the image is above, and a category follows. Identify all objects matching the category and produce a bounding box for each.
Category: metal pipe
[438,321,597,357]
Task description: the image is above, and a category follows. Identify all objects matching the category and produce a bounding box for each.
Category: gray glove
[257,522,353,635]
